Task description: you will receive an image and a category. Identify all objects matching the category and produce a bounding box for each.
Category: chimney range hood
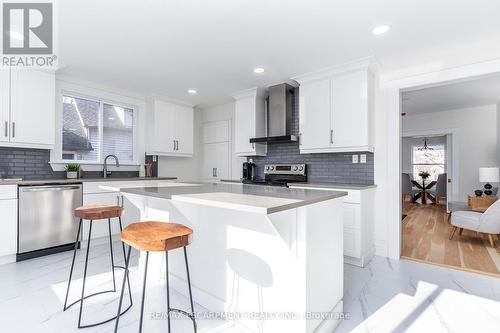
[249,83,297,144]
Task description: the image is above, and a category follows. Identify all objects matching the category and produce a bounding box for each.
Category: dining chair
[428,173,447,205]
[449,198,500,248]
[401,173,419,205]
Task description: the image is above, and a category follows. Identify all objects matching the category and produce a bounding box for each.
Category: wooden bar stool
[63,204,133,329]
[114,221,197,333]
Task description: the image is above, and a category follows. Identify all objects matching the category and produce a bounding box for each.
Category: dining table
[411,179,437,204]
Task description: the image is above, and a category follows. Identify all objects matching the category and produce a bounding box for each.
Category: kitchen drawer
[343,228,361,258]
[343,203,361,229]
[0,185,17,200]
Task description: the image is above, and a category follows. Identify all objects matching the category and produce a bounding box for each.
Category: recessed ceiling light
[372,25,390,35]
[254,68,265,74]
[188,89,197,94]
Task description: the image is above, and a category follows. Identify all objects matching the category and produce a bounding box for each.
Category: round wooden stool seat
[74,205,123,220]
[121,222,193,252]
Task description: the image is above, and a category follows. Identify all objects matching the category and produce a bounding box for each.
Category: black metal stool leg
[108,218,117,291]
[114,245,132,333]
[78,220,93,328]
[184,246,197,332]
[119,217,133,305]
[165,251,171,333]
[139,251,150,333]
[63,218,82,311]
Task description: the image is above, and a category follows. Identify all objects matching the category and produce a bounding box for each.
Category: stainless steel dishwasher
[18,183,83,260]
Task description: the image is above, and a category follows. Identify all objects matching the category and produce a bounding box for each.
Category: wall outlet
[352,154,359,164]
[360,154,366,164]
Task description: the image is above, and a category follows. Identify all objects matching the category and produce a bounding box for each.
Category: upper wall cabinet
[231,87,267,156]
[294,58,377,154]
[0,69,55,149]
[146,99,194,157]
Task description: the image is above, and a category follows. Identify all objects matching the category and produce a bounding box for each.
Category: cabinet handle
[299,133,302,146]
[176,140,179,151]
[330,129,333,144]
[212,167,216,177]
[251,142,255,149]
[215,167,218,177]
[173,140,176,151]
[12,122,15,138]
[4,121,7,137]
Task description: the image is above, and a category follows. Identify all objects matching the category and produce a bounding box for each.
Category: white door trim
[381,57,500,260]
[401,128,460,203]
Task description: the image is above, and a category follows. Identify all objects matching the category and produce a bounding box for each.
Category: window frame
[410,143,446,180]
[60,89,138,165]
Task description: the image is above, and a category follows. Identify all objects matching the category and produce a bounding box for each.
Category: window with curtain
[62,94,136,163]
[411,144,445,181]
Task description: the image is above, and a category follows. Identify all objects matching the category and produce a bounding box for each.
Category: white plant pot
[66,171,78,179]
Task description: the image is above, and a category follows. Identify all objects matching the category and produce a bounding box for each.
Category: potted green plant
[65,163,79,179]
[418,171,430,180]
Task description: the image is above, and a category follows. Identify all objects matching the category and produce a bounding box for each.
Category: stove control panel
[264,164,306,176]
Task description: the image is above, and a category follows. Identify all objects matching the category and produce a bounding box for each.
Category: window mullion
[99,101,104,163]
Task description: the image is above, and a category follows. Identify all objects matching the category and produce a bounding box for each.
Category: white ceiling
[402,74,500,115]
[57,0,500,106]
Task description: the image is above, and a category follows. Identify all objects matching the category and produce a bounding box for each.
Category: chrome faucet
[103,154,120,178]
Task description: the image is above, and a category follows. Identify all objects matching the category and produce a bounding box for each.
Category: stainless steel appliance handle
[21,185,81,192]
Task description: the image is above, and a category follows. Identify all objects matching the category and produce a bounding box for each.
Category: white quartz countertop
[121,182,347,214]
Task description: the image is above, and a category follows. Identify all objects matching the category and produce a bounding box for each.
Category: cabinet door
[203,120,229,144]
[203,142,230,180]
[82,192,122,240]
[153,101,176,154]
[175,105,194,154]
[299,79,331,151]
[234,97,256,154]
[203,143,218,179]
[10,70,55,147]
[331,71,368,148]
[0,199,17,257]
[0,69,9,143]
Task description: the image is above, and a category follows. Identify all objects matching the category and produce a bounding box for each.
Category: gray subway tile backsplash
[248,87,374,185]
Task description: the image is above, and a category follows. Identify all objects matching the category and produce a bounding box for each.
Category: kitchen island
[119,183,347,333]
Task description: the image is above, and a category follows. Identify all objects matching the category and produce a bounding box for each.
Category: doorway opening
[399,74,500,276]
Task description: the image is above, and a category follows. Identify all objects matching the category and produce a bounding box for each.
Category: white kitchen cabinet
[0,186,18,261]
[0,69,55,149]
[294,58,376,154]
[0,69,9,143]
[203,142,230,180]
[298,79,331,151]
[203,120,229,144]
[289,185,376,267]
[147,99,194,157]
[232,88,267,156]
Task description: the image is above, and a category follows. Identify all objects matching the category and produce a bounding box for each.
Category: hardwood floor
[402,202,500,276]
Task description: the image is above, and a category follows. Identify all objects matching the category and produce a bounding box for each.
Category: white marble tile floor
[1,243,500,333]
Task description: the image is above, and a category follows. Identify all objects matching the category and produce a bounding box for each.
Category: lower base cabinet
[0,195,18,258]
[289,185,376,267]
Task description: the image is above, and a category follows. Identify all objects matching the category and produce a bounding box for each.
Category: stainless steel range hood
[249,83,297,144]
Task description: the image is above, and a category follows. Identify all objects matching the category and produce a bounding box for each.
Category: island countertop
[120,182,347,214]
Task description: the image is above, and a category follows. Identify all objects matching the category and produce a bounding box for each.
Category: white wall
[402,105,497,200]
[401,136,446,175]
[196,101,245,180]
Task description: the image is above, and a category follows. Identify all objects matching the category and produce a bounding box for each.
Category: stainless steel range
[242,163,307,186]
